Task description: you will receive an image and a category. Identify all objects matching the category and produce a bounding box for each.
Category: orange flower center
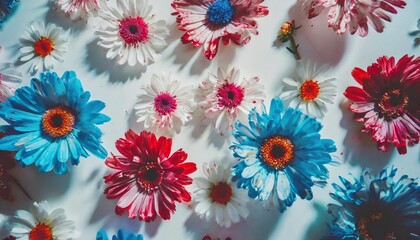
[209,182,232,205]
[260,136,294,170]
[300,80,320,101]
[34,37,54,57]
[29,223,53,240]
[42,106,75,138]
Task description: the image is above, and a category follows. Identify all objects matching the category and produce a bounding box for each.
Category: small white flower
[19,22,68,75]
[51,0,101,21]
[134,73,195,136]
[95,0,169,67]
[280,59,337,118]
[192,159,249,228]
[0,47,22,102]
[198,67,265,135]
[9,201,80,240]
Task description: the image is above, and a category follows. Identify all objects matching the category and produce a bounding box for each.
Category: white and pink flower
[134,73,195,136]
[52,0,101,21]
[172,0,269,60]
[198,67,265,135]
[302,0,406,37]
[95,0,169,66]
[0,46,22,102]
[192,159,249,228]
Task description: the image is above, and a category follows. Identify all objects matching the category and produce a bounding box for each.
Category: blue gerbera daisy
[326,167,420,239]
[97,229,143,240]
[230,97,336,212]
[0,71,110,174]
[0,0,18,23]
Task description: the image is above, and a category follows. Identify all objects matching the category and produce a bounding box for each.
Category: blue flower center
[207,0,234,26]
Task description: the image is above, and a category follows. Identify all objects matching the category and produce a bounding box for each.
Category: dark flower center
[137,162,164,191]
[154,92,177,116]
[41,106,75,138]
[217,82,244,109]
[119,16,149,45]
[260,136,294,170]
[378,89,408,120]
[357,212,398,240]
[207,0,234,26]
[209,182,232,205]
[29,223,53,240]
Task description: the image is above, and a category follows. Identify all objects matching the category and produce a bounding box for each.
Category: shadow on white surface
[85,40,146,83]
[339,99,394,172]
[303,201,330,240]
[286,2,347,66]
[45,3,87,36]
[185,201,283,240]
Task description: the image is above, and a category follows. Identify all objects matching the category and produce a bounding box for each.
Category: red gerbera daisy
[344,55,420,154]
[104,130,197,221]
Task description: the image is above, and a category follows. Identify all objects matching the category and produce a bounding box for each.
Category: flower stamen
[300,80,320,101]
[42,106,75,138]
[29,223,53,240]
[33,37,54,57]
[260,136,294,170]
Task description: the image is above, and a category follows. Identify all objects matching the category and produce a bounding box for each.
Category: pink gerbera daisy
[103,130,197,221]
[344,55,419,154]
[302,0,406,37]
[198,67,265,135]
[171,0,269,60]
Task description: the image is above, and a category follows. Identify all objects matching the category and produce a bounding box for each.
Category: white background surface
[0,0,419,239]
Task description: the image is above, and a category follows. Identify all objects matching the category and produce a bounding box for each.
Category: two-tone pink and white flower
[52,0,101,21]
[302,0,406,37]
[172,0,269,60]
[192,159,249,228]
[95,0,169,67]
[198,67,265,135]
[134,73,195,136]
[0,47,22,102]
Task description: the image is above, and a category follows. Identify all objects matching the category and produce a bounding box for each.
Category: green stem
[11,176,33,201]
[289,35,301,60]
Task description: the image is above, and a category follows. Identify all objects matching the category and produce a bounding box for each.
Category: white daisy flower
[51,0,101,21]
[0,47,22,102]
[280,60,337,119]
[198,67,265,135]
[192,159,249,228]
[19,22,68,75]
[9,201,80,240]
[95,0,169,67]
[134,72,195,136]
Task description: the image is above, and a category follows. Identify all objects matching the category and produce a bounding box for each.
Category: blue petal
[96,230,109,240]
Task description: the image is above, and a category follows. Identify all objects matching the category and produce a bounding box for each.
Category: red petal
[343,86,373,101]
[351,67,369,85]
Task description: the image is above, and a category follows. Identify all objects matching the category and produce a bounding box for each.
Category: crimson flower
[344,55,419,154]
[104,130,197,221]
